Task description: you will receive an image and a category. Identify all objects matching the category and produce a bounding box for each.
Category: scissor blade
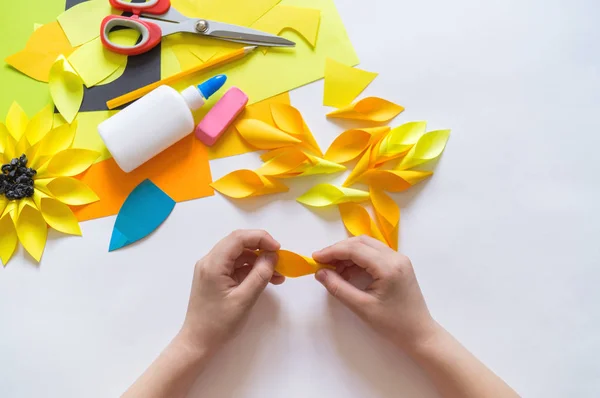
[204,21,296,47]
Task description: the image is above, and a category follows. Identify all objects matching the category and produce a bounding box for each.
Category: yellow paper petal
[343,147,372,187]
[53,111,115,164]
[300,154,346,176]
[211,170,288,198]
[6,102,29,140]
[46,149,100,177]
[0,213,18,266]
[57,0,115,47]
[0,123,8,154]
[270,104,322,156]
[396,130,451,170]
[68,37,128,88]
[39,197,82,236]
[323,58,378,108]
[338,202,386,243]
[4,21,75,83]
[327,97,404,123]
[256,148,309,177]
[15,204,47,262]
[1,200,18,219]
[252,5,321,50]
[378,121,427,158]
[297,184,369,207]
[236,119,301,149]
[360,170,433,192]
[36,177,99,206]
[24,104,54,146]
[274,250,332,278]
[370,188,400,250]
[34,122,77,162]
[49,56,83,124]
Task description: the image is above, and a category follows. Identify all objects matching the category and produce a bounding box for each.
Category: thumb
[315,269,370,315]
[237,251,277,304]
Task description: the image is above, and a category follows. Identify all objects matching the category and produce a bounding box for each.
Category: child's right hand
[313,235,439,351]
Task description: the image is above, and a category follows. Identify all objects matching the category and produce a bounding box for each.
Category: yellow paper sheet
[338,202,386,243]
[167,0,358,119]
[211,169,289,198]
[67,37,129,88]
[327,97,404,123]
[297,184,369,207]
[57,0,115,47]
[370,188,399,250]
[252,5,321,52]
[49,55,83,124]
[236,119,301,149]
[270,103,322,156]
[5,21,75,83]
[208,92,290,160]
[360,170,433,192]
[396,130,451,170]
[323,58,378,108]
[274,249,332,277]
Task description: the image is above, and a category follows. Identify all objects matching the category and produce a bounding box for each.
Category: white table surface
[2,0,599,396]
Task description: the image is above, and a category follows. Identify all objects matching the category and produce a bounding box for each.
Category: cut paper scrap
[274,249,333,278]
[370,188,399,250]
[271,103,322,156]
[236,119,301,149]
[297,184,369,207]
[207,92,291,160]
[68,36,132,88]
[167,0,358,120]
[251,5,321,53]
[5,21,75,83]
[327,97,404,123]
[49,55,83,124]
[256,147,345,177]
[360,170,433,192]
[324,126,390,164]
[375,121,427,165]
[338,202,386,244]
[396,130,451,170]
[74,135,213,222]
[211,169,288,199]
[57,0,115,47]
[323,58,378,108]
[109,180,176,252]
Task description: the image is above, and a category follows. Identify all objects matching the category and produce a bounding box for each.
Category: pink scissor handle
[108,0,171,15]
[100,15,162,56]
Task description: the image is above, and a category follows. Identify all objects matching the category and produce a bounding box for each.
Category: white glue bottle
[98,75,227,173]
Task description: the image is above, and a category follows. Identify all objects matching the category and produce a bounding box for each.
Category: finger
[233,249,258,269]
[315,269,373,315]
[270,274,286,285]
[212,230,280,270]
[313,240,388,278]
[356,235,394,252]
[234,251,278,304]
[233,266,285,285]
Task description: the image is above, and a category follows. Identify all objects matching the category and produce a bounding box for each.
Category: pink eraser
[195,87,248,146]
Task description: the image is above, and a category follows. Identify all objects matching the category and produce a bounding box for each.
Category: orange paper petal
[360,170,433,192]
[236,119,301,149]
[211,170,288,199]
[370,188,400,250]
[274,250,333,278]
[327,97,404,123]
[338,202,386,243]
[271,103,322,156]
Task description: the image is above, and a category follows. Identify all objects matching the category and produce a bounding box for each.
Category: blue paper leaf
[109,179,176,252]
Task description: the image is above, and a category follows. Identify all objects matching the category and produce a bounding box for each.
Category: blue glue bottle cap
[198,74,227,99]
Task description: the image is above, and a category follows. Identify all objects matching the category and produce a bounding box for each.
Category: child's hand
[180,230,283,353]
[313,235,438,350]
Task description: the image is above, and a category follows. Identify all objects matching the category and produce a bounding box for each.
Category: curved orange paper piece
[211,169,288,199]
[5,21,75,83]
[270,103,322,156]
[370,188,400,250]
[275,250,333,278]
[343,146,372,187]
[236,119,301,149]
[327,97,404,123]
[360,170,433,192]
[338,202,386,244]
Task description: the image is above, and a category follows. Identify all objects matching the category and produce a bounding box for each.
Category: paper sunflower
[0,102,100,266]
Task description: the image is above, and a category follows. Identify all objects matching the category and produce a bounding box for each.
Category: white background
[1,0,600,396]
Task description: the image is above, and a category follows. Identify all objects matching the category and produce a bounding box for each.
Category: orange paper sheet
[74,135,213,221]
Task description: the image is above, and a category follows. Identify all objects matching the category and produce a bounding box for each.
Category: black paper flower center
[0,154,37,201]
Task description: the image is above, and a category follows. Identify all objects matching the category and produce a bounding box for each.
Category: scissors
[100,0,296,56]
